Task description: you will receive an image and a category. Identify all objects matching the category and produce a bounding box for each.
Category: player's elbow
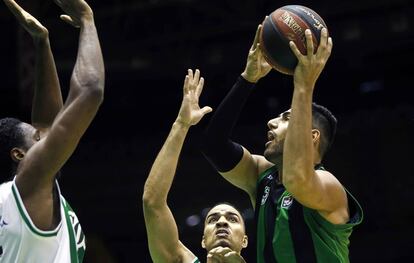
[142,190,163,211]
[80,82,105,107]
[72,73,105,102]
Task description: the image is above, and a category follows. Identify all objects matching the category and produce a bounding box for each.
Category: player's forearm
[201,77,252,172]
[143,122,190,208]
[31,36,63,129]
[283,85,314,188]
[71,16,104,98]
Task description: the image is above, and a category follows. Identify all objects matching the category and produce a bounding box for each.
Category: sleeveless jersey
[255,165,363,263]
[191,258,200,263]
[0,179,85,263]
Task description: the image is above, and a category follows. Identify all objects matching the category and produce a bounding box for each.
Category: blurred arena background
[0,0,413,262]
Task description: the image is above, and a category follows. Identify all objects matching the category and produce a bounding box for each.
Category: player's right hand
[3,0,48,40]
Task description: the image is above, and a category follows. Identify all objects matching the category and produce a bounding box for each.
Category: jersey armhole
[11,178,62,237]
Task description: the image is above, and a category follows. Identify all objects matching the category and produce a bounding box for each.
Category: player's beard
[264,139,284,163]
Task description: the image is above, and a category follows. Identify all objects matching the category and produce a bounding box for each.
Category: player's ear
[201,235,206,248]
[242,235,248,248]
[10,148,25,162]
[311,129,320,143]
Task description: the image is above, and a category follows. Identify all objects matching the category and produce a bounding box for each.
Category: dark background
[1,0,414,262]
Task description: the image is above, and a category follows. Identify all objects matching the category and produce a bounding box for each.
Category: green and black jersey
[255,165,363,263]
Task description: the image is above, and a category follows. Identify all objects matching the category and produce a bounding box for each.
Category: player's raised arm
[201,24,273,207]
[283,28,348,223]
[143,69,212,262]
[14,0,104,229]
[3,0,63,131]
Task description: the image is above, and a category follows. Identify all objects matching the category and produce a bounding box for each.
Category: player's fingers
[60,15,79,28]
[4,0,26,22]
[305,29,314,57]
[200,106,213,117]
[193,69,200,87]
[196,77,204,97]
[53,0,63,7]
[208,246,222,254]
[251,24,262,51]
[320,27,328,47]
[183,75,189,94]
[188,69,193,82]
[327,37,333,54]
[289,41,302,59]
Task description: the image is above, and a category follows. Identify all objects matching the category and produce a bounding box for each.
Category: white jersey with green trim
[0,179,85,263]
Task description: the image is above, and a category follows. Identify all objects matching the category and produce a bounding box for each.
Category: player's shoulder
[315,168,341,184]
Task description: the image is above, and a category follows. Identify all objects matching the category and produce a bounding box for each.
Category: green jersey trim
[62,198,79,263]
[257,166,277,183]
[62,197,86,263]
[11,181,61,237]
[191,257,201,263]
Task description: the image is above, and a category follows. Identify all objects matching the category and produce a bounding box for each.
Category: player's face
[18,122,41,152]
[264,110,291,162]
[202,204,247,253]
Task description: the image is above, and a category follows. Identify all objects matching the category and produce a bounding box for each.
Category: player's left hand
[3,0,48,40]
[207,246,246,263]
[290,27,332,89]
[241,23,272,83]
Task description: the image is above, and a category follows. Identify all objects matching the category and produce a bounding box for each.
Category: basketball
[259,5,328,75]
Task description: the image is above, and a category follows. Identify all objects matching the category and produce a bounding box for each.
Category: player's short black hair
[312,103,337,158]
[0,118,25,182]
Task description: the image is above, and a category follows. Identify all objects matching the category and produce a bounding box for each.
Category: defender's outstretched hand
[3,0,48,39]
[53,0,93,27]
[241,23,272,83]
[289,27,333,89]
[176,69,212,127]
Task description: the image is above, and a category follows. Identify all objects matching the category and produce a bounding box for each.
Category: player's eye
[228,216,238,223]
